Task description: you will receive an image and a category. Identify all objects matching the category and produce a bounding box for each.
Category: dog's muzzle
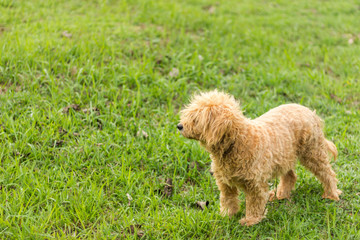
[177,123,183,131]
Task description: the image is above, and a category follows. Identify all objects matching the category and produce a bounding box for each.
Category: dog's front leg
[216,180,239,217]
[240,185,269,226]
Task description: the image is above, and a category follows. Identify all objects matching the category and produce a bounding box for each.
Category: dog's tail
[326,139,338,161]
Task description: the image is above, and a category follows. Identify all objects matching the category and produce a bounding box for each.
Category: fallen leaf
[137,129,148,138]
[137,231,145,238]
[168,68,179,77]
[97,119,103,130]
[195,201,209,210]
[330,94,342,103]
[164,178,173,197]
[203,5,216,14]
[208,6,216,14]
[185,177,196,186]
[126,193,133,201]
[155,178,174,197]
[59,128,68,135]
[189,161,200,171]
[126,193,133,206]
[129,225,140,233]
[154,189,163,196]
[0,87,6,94]
[55,140,64,147]
[279,91,289,98]
[62,31,72,38]
[124,225,144,238]
[300,63,311,68]
[325,67,334,75]
[82,107,100,115]
[70,66,78,76]
[63,104,81,114]
[137,232,145,238]
[187,158,202,171]
[309,8,317,14]
[156,58,163,65]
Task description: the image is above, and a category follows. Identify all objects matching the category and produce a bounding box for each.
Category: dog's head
[178,90,242,146]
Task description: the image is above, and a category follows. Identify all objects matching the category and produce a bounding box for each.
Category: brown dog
[178,90,341,226]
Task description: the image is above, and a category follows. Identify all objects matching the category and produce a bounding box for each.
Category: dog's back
[254,103,336,161]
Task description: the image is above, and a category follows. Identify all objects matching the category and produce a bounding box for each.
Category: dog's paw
[239,217,262,226]
[322,189,342,201]
[220,207,239,218]
[276,191,291,200]
[268,189,277,202]
[220,209,227,217]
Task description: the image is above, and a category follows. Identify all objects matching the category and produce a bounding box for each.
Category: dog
[177,90,341,226]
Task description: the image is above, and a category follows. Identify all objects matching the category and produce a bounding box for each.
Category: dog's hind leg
[299,147,341,201]
[276,170,297,200]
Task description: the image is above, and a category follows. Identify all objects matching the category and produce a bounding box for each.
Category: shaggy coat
[178,90,341,226]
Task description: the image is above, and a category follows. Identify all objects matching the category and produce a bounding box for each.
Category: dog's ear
[199,106,233,146]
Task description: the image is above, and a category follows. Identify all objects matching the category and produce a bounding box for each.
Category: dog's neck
[205,133,236,159]
[205,118,256,163]
[222,140,235,157]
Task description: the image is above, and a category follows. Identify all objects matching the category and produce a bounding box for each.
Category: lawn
[0,0,360,239]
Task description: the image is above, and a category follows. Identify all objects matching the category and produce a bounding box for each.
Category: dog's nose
[177,123,183,131]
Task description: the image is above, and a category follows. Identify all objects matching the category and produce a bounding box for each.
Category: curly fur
[178,90,341,226]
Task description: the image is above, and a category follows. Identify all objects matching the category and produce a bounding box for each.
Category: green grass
[0,0,360,239]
